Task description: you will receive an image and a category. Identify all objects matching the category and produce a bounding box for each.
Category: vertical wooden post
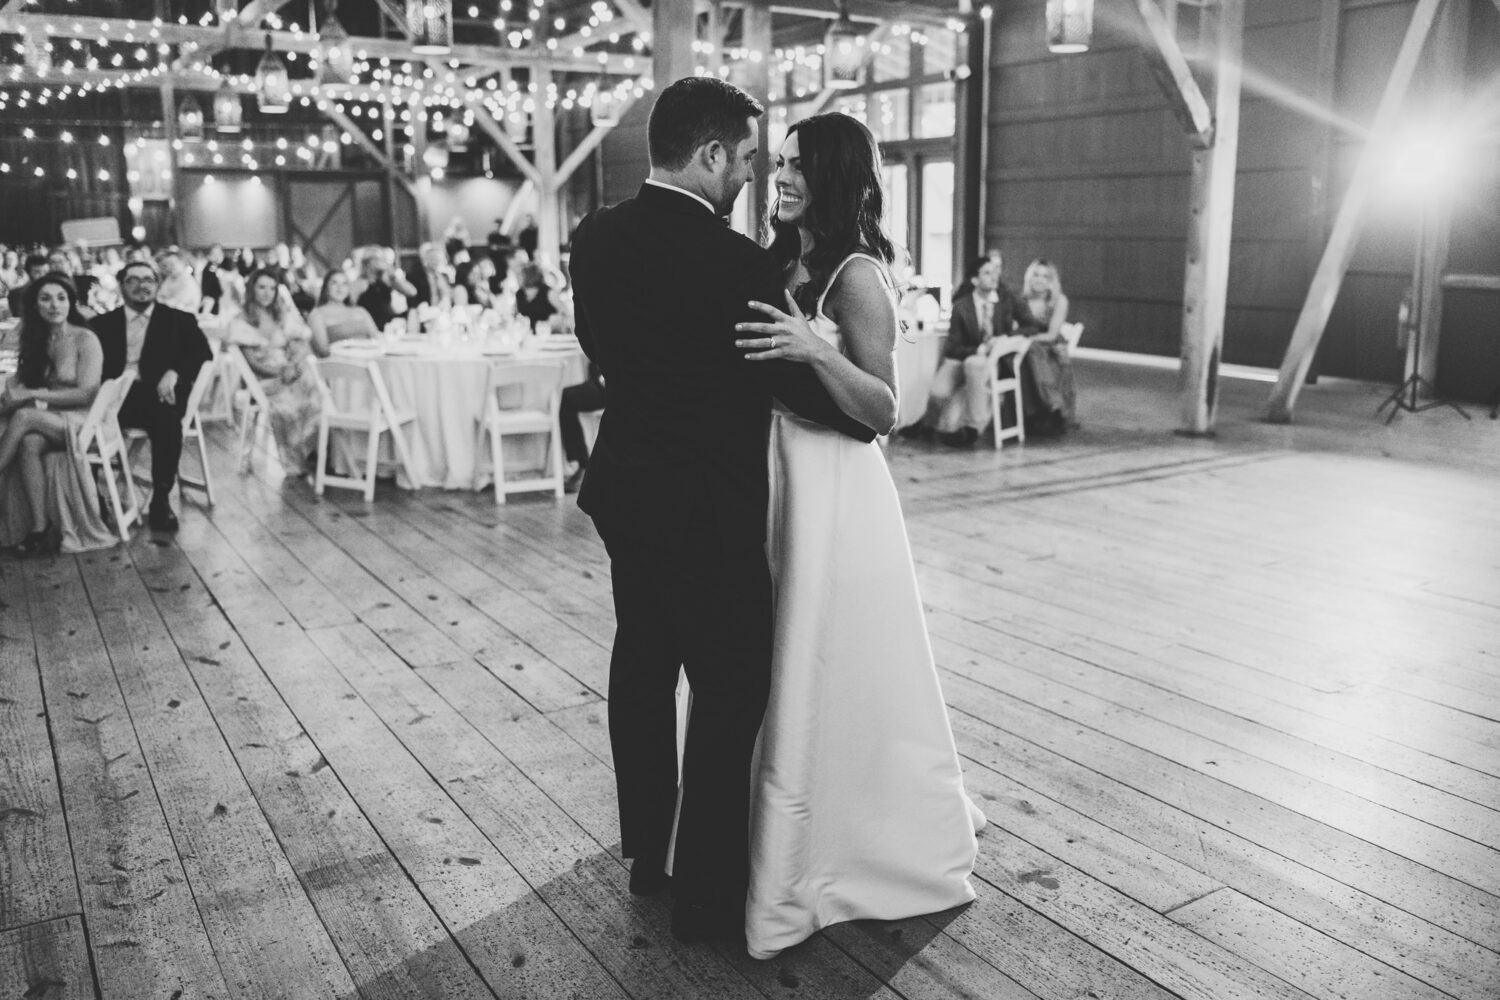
[409,96,432,246]
[1301,0,1341,386]
[652,0,697,93]
[743,0,773,236]
[160,80,182,245]
[1265,0,1444,422]
[382,98,400,247]
[1414,0,1468,392]
[533,67,561,265]
[1177,0,1243,435]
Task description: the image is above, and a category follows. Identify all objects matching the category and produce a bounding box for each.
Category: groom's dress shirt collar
[644,178,715,215]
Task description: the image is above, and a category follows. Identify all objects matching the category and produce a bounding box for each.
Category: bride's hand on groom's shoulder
[735,291,831,365]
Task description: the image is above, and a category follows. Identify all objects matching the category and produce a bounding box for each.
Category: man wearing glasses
[93,260,213,531]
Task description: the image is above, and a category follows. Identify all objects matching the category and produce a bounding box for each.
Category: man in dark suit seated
[404,242,453,311]
[92,260,213,531]
[900,254,1037,446]
[570,76,876,943]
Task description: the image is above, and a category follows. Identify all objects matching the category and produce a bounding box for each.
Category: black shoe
[938,428,977,448]
[670,901,744,944]
[897,422,933,441]
[15,528,58,557]
[628,857,671,896]
[149,501,180,533]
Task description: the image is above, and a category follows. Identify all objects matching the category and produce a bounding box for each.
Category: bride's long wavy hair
[768,113,895,314]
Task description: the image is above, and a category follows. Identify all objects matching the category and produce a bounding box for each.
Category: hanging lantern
[823,2,863,90]
[318,3,356,84]
[590,81,622,128]
[505,108,530,144]
[23,34,51,75]
[178,95,206,141]
[446,119,471,151]
[214,79,244,132]
[406,0,453,55]
[255,33,291,113]
[1045,0,1094,54]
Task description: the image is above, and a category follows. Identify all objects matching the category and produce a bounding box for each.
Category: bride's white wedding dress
[743,253,985,960]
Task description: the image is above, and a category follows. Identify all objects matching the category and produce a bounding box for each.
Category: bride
[733,112,986,959]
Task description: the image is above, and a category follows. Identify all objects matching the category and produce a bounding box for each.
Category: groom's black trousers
[603,536,773,909]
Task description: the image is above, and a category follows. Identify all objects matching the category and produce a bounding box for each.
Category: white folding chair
[226,344,273,473]
[196,337,237,424]
[310,356,420,500]
[1060,321,1084,352]
[474,361,565,504]
[125,365,216,507]
[987,335,1033,449]
[76,372,142,543]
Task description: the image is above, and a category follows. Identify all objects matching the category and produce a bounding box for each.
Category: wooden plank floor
[3,359,1498,1000]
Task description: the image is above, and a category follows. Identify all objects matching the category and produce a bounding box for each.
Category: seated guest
[901,254,1037,445]
[405,242,454,311]
[560,361,604,493]
[0,275,112,554]
[455,254,499,310]
[287,244,320,314]
[307,270,378,356]
[354,246,417,331]
[155,249,203,314]
[1020,258,1077,433]
[200,244,226,314]
[6,254,49,320]
[0,249,23,291]
[47,248,102,319]
[229,268,321,474]
[515,262,564,331]
[93,261,214,531]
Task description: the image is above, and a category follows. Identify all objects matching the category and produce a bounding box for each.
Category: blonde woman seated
[1020,258,1077,433]
[230,267,321,473]
[0,275,114,554]
[307,269,378,356]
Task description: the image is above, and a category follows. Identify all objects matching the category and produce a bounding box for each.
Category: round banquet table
[328,337,588,490]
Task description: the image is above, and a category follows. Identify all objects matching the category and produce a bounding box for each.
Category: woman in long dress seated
[0,274,115,554]
[307,269,378,356]
[230,268,321,474]
[1020,257,1077,433]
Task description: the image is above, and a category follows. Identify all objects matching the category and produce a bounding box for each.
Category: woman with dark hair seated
[0,274,115,554]
[307,269,378,356]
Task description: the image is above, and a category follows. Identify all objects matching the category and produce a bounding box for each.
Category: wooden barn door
[282,173,389,274]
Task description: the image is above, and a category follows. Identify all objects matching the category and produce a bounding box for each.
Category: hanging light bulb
[256,33,292,112]
[407,0,454,55]
[446,119,471,150]
[178,95,206,140]
[822,2,863,90]
[214,78,244,132]
[318,0,356,84]
[23,34,51,75]
[1045,0,1094,54]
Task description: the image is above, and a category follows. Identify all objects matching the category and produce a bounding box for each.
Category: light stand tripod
[1374,199,1471,423]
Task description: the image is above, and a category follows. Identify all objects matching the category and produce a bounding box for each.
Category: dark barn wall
[983,0,1499,397]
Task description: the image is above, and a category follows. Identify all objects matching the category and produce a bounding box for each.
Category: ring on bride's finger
[770,336,778,349]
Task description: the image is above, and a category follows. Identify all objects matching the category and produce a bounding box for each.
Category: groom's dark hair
[648,76,764,171]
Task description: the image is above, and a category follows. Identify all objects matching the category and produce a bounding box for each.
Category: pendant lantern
[822,1,862,90]
[407,0,454,55]
[214,79,244,133]
[1045,0,1094,54]
[177,95,206,140]
[255,33,292,113]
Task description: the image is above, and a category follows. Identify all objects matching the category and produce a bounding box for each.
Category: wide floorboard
[3,359,1497,1000]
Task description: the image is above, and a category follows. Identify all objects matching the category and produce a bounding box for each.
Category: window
[872,34,910,82]
[868,88,909,143]
[916,82,956,139]
[882,163,908,264]
[920,160,954,295]
[921,28,961,76]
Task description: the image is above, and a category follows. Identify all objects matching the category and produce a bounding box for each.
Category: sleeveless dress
[744,253,985,960]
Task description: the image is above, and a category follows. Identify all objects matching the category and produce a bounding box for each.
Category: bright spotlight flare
[1380,114,1471,204]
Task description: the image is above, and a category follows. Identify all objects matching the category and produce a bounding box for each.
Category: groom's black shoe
[670,901,744,944]
[629,857,671,896]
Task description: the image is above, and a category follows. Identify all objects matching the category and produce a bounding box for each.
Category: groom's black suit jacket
[571,183,876,553]
[94,302,213,389]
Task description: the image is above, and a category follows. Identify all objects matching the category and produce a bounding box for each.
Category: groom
[570,77,876,942]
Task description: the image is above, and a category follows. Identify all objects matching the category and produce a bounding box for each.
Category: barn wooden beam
[1136,0,1213,147]
[469,100,544,187]
[324,103,419,200]
[1265,0,1444,422]
[236,0,299,28]
[767,0,951,29]
[554,78,648,185]
[743,0,773,233]
[1176,0,1243,434]
[0,12,642,74]
[531,66,561,265]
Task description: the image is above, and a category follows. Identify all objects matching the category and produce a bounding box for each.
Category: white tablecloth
[895,327,946,429]
[329,339,588,489]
